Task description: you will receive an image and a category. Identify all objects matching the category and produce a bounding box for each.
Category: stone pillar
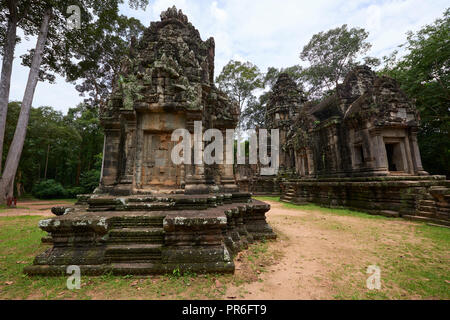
[218,129,238,193]
[402,136,414,174]
[409,128,428,175]
[184,116,209,194]
[119,115,136,185]
[307,149,314,176]
[100,125,121,187]
[134,115,144,189]
[369,128,390,175]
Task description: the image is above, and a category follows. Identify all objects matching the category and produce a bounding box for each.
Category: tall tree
[216,60,263,129]
[0,0,33,173]
[382,9,450,177]
[65,15,145,110]
[0,0,149,202]
[4,102,84,195]
[0,4,52,200]
[300,24,378,98]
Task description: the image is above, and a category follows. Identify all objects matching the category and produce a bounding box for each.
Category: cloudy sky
[6,0,449,114]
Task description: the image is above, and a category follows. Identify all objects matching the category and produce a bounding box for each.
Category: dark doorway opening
[385,143,403,172]
[354,145,365,166]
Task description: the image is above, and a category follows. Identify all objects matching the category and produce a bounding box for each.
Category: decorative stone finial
[160,5,189,24]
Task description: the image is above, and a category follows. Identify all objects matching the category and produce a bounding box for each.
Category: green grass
[0,205,30,211]
[253,196,280,202]
[283,202,390,220]
[255,196,390,220]
[379,224,450,299]
[0,215,280,300]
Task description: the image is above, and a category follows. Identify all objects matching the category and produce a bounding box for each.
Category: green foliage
[65,186,85,198]
[264,65,305,89]
[4,102,104,196]
[16,1,149,106]
[300,24,378,98]
[380,9,450,177]
[241,96,266,130]
[79,169,100,193]
[32,180,67,199]
[216,60,263,127]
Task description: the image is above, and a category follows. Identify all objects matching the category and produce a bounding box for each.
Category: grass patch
[0,205,30,211]
[253,196,280,202]
[282,202,389,220]
[0,215,280,300]
[257,196,390,221]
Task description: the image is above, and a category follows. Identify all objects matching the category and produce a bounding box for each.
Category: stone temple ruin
[24,7,276,276]
[237,67,449,225]
[25,7,449,276]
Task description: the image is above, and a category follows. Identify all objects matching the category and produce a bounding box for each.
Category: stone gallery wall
[280,176,450,226]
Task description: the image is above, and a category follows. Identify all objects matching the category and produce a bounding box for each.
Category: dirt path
[0,200,75,217]
[225,201,424,300]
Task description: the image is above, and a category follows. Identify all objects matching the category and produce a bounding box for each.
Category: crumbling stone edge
[23,199,276,276]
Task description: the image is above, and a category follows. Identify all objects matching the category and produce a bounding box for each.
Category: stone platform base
[236,176,280,194]
[24,194,276,276]
[280,176,450,226]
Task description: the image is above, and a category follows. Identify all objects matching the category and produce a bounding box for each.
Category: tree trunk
[76,154,81,185]
[0,10,18,173]
[0,7,52,202]
[44,143,50,179]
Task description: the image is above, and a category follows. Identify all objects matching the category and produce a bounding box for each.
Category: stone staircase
[105,214,165,264]
[416,199,438,218]
[280,185,296,202]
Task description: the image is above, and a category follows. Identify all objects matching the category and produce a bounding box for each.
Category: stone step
[415,211,437,218]
[418,200,436,206]
[116,202,176,211]
[105,244,162,262]
[417,205,436,213]
[108,228,164,243]
[88,195,217,212]
[109,215,165,229]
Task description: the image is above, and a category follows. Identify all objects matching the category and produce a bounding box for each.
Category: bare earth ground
[0,198,448,300]
[225,200,449,300]
[0,199,75,217]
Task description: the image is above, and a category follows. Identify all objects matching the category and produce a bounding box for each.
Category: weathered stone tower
[24,7,276,276]
[100,6,239,196]
[266,73,307,175]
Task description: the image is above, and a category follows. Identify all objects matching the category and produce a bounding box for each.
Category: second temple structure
[237,67,449,225]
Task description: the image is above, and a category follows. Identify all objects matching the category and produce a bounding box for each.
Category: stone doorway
[142,132,179,187]
[385,142,405,172]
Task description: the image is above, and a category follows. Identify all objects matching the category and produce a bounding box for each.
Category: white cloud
[4,0,449,114]
[210,1,227,23]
